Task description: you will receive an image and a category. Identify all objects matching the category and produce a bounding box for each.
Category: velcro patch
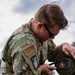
[20,40,32,50]
[23,45,36,56]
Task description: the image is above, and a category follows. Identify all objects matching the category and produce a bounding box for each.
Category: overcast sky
[0,0,75,58]
[0,0,75,74]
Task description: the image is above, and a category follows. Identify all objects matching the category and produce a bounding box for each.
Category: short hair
[34,3,68,29]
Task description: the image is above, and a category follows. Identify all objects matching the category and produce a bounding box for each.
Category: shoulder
[10,32,36,49]
[10,32,36,56]
[10,21,36,48]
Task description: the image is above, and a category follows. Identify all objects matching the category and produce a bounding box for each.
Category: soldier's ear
[37,22,44,29]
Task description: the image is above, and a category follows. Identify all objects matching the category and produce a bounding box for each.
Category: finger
[62,48,70,56]
[44,65,53,75]
[66,48,75,59]
[67,46,75,59]
[47,67,55,75]
[49,71,55,75]
[48,65,57,70]
[70,50,75,59]
[62,44,75,59]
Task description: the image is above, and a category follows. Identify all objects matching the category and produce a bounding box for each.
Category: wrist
[38,65,42,73]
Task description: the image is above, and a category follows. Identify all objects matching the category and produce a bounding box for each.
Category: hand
[59,42,75,59]
[38,64,56,75]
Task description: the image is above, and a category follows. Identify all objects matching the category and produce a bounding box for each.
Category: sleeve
[10,33,41,75]
[12,51,41,75]
[12,52,29,75]
[47,39,60,61]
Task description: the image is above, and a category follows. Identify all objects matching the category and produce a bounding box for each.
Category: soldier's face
[43,25,60,41]
[44,23,59,38]
[37,23,60,42]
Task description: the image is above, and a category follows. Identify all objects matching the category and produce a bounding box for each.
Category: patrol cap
[55,52,75,75]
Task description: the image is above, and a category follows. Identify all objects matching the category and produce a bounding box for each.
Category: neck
[31,19,43,43]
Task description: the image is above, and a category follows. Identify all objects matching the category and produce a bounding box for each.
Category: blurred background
[0,0,75,74]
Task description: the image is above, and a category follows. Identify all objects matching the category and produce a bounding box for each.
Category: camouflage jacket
[1,19,58,75]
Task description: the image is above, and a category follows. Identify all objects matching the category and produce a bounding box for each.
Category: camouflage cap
[55,52,75,75]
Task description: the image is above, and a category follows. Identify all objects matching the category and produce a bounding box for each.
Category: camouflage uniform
[1,19,58,75]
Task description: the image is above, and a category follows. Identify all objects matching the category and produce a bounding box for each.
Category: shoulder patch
[23,45,36,56]
[20,39,34,50]
[21,40,32,49]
